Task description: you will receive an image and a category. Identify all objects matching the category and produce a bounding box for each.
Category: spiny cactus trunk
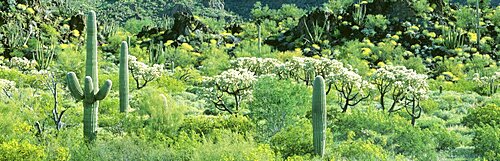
[312,76,326,157]
[85,10,99,142]
[119,42,129,113]
[83,104,98,139]
[67,11,112,143]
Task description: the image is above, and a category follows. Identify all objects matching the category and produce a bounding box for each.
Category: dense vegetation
[1,0,500,160]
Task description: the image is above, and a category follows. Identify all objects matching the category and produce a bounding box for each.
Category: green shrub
[151,75,187,94]
[191,130,277,161]
[70,136,174,160]
[429,127,462,151]
[463,104,500,128]
[270,119,315,158]
[363,14,389,36]
[130,87,187,136]
[198,43,230,76]
[334,139,388,160]
[250,77,310,141]
[124,18,154,34]
[455,7,476,30]
[334,107,438,160]
[420,99,439,114]
[472,125,500,160]
[0,68,40,88]
[54,44,86,77]
[0,139,46,160]
[389,127,437,160]
[169,129,276,161]
[180,115,254,137]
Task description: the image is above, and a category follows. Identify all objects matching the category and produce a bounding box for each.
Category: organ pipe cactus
[67,11,112,142]
[312,76,326,157]
[119,41,129,113]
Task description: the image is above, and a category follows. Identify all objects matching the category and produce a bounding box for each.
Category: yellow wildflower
[165,40,174,46]
[26,8,35,14]
[468,32,477,43]
[181,43,195,51]
[71,30,80,37]
[312,44,321,50]
[361,48,371,56]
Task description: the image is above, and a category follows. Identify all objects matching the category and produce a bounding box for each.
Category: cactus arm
[84,76,94,103]
[95,80,112,101]
[312,76,326,157]
[67,72,84,100]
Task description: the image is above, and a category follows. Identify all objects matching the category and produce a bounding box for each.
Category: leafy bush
[198,43,230,76]
[363,14,389,37]
[151,75,187,94]
[124,18,154,34]
[333,139,389,160]
[0,139,46,160]
[463,104,500,128]
[333,107,438,160]
[270,119,315,159]
[429,126,462,151]
[472,125,500,160]
[169,129,276,161]
[389,127,437,160]
[180,115,254,136]
[70,136,174,160]
[250,76,310,141]
[189,130,277,161]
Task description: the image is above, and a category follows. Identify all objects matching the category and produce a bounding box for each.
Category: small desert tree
[204,68,256,114]
[326,66,372,113]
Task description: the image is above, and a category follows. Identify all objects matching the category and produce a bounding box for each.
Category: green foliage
[333,139,389,160]
[70,136,173,160]
[168,130,276,161]
[463,104,500,128]
[323,0,354,15]
[0,139,46,160]
[250,77,310,141]
[390,126,437,160]
[180,115,254,136]
[151,75,187,94]
[233,37,275,58]
[333,107,438,160]
[441,26,466,49]
[270,119,315,159]
[363,14,389,36]
[124,18,154,35]
[455,7,477,30]
[0,68,40,88]
[429,126,462,150]
[199,43,231,76]
[472,125,500,160]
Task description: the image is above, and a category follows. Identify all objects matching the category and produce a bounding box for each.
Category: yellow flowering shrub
[0,140,46,160]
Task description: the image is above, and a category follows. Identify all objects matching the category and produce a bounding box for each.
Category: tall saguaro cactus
[67,11,112,142]
[119,41,129,113]
[312,76,326,157]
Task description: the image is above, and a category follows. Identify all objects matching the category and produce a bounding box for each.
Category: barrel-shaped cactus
[119,41,129,113]
[67,11,112,142]
[312,76,326,157]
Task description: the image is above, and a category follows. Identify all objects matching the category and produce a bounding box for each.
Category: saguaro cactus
[67,11,112,142]
[312,76,326,157]
[119,41,129,113]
